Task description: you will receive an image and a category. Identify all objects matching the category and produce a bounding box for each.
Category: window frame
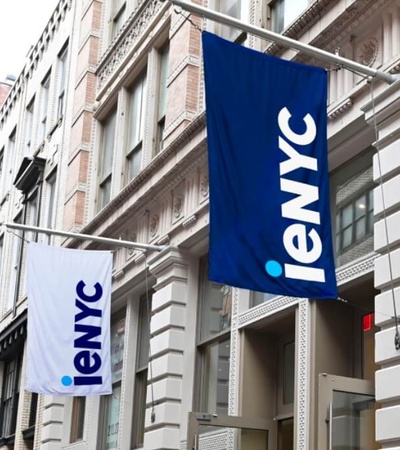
[195,256,232,415]
[57,43,68,120]
[0,352,22,442]
[25,97,35,154]
[125,71,147,183]
[98,313,126,450]
[131,293,152,448]
[39,71,51,143]
[110,0,126,41]
[98,107,117,210]
[267,0,310,33]
[336,185,374,254]
[155,43,169,155]
[213,0,244,42]
[70,397,86,443]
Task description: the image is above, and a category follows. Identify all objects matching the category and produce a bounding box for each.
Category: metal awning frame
[163,0,398,85]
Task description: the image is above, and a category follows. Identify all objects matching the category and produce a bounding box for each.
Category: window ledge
[0,433,16,445]
[22,425,35,441]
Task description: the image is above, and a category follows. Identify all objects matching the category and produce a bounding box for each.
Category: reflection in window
[70,397,85,442]
[272,0,308,33]
[155,45,169,155]
[217,0,242,41]
[98,108,117,209]
[132,293,151,448]
[336,188,374,253]
[39,72,51,143]
[0,353,22,439]
[110,0,126,41]
[25,98,35,154]
[57,44,68,119]
[100,316,125,450]
[197,256,231,415]
[202,338,230,414]
[126,73,146,181]
[251,291,277,307]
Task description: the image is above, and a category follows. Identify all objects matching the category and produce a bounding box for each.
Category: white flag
[26,242,112,396]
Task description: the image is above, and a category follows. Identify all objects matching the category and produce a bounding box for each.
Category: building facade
[0,0,79,448]
[1,0,400,449]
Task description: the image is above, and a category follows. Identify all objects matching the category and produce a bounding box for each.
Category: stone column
[363,79,400,447]
[145,247,195,450]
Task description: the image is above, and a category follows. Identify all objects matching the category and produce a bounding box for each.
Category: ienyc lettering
[74,280,103,386]
[278,107,325,283]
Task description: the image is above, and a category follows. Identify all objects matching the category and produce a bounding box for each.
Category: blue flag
[203,32,337,299]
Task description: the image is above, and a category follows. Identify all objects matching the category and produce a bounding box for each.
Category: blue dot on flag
[265,260,283,277]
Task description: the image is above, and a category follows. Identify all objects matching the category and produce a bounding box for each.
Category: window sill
[22,425,35,441]
[0,433,16,446]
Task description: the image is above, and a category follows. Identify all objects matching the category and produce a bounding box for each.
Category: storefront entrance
[186,412,276,449]
[318,374,378,450]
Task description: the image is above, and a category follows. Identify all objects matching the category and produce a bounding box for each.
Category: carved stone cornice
[97,0,169,92]
[291,0,390,66]
[328,97,353,120]
[68,112,207,246]
[267,0,337,56]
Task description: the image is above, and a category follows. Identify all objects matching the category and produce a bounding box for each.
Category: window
[100,316,125,450]
[25,98,35,154]
[39,73,51,143]
[131,294,151,448]
[0,353,22,441]
[126,73,146,181]
[7,213,22,312]
[98,108,117,210]
[336,188,374,253]
[197,257,231,415]
[155,45,169,155]
[110,0,126,41]
[0,236,3,287]
[70,397,86,442]
[219,0,242,40]
[6,129,16,191]
[271,0,308,33]
[251,291,277,307]
[0,148,4,194]
[57,44,68,119]
[46,172,57,242]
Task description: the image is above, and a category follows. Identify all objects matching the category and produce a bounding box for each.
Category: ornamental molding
[293,0,390,66]
[267,0,336,56]
[173,195,184,219]
[97,0,168,91]
[182,214,198,229]
[336,252,377,285]
[328,97,353,120]
[71,114,207,245]
[297,300,310,450]
[239,295,299,328]
[200,173,209,198]
[149,214,160,237]
[180,430,228,450]
[228,288,240,416]
[358,38,379,67]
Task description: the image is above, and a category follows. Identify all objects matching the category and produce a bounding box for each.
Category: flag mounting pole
[3,222,167,252]
[162,0,397,85]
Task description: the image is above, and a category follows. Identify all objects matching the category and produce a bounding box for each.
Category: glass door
[318,374,379,450]
[186,412,276,450]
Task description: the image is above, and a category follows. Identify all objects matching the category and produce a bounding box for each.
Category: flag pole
[162,0,397,85]
[3,222,167,252]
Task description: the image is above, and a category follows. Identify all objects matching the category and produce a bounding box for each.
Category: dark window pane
[355,218,367,240]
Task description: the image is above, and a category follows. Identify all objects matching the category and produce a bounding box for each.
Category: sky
[0,0,60,81]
